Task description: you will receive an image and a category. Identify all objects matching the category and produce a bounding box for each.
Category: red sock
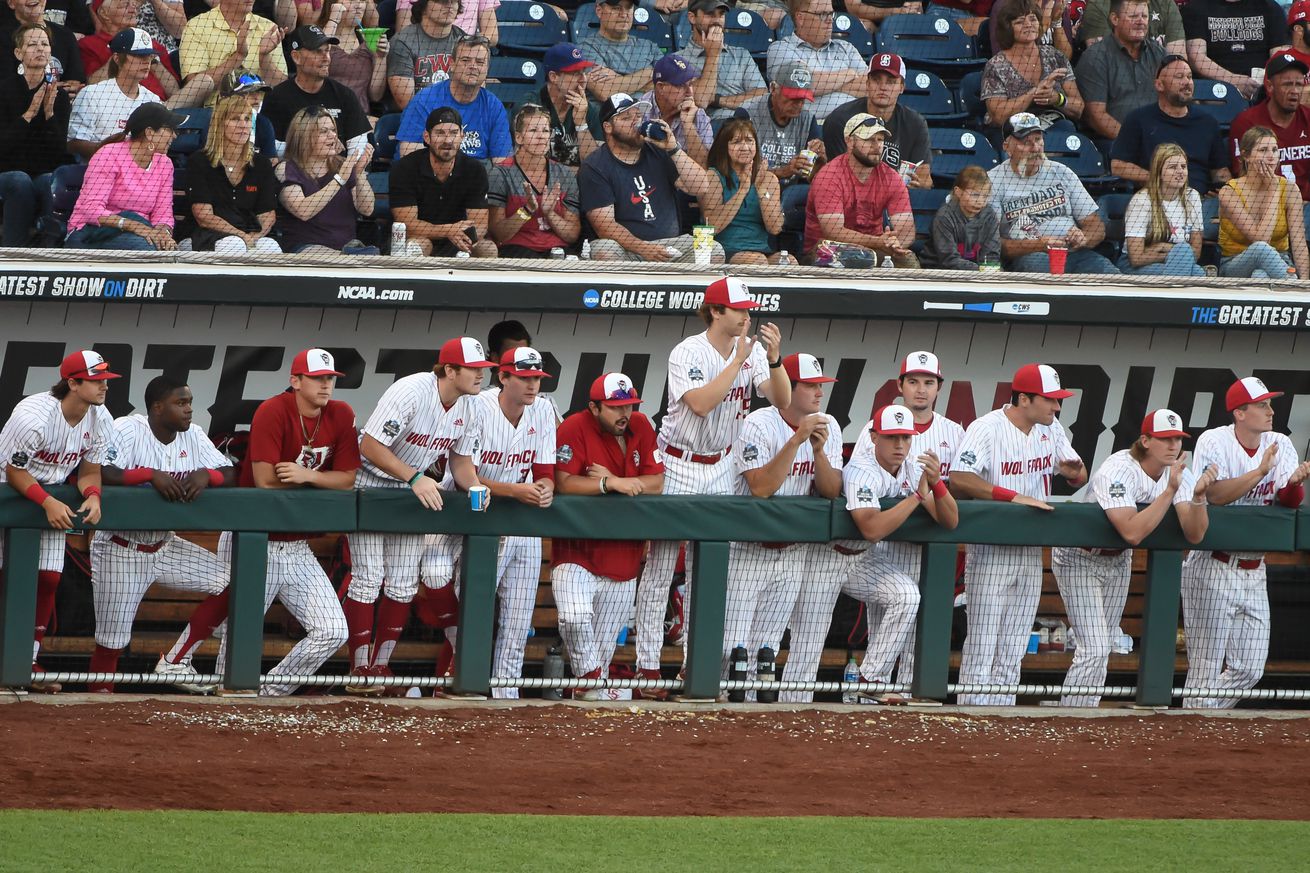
[165,590,230,664]
[369,594,411,668]
[435,639,455,678]
[88,644,121,693]
[342,596,375,669]
[33,571,60,648]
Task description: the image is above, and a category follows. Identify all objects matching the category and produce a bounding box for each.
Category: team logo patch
[959,450,976,467]
[742,444,759,462]
[917,353,929,365]
[105,446,118,464]
[1167,414,1179,428]
[894,410,906,425]
[856,485,874,502]
[689,367,705,382]
[10,450,28,468]
[1108,482,1126,499]
[557,444,573,464]
[652,448,662,464]
[382,419,402,438]
[632,450,640,466]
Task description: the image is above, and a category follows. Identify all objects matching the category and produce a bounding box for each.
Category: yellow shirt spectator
[180,5,288,103]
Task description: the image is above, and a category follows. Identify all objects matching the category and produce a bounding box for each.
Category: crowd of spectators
[0,0,1307,276]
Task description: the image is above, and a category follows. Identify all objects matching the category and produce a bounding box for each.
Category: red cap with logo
[291,348,345,377]
[1011,363,1074,399]
[590,372,642,405]
[438,336,496,368]
[1225,376,1282,411]
[704,276,759,309]
[872,405,917,435]
[782,353,836,383]
[59,349,120,381]
[499,346,550,377]
[1290,0,1309,26]
[868,52,906,79]
[900,350,943,378]
[1141,408,1189,438]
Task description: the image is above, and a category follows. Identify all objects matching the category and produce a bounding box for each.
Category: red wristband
[24,483,50,505]
[991,486,1017,502]
[122,467,153,486]
[932,480,949,498]
[207,469,225,487]
[81,485,101,499]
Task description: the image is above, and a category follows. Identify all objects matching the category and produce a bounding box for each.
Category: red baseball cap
[868,52,906,79]
[590,372,641,405]
[59,349,120,381]
[1290,0,1309,26]
[438,336,496,368]
[872,405,917,435]
[1225,376,1282,411]
[1141,408,1189,438]
[499,346,550,377]
[291,348,344,377]
[704,276,758,309]
[1011,363,1074,399]
[782,353,836,383]
[900,350,942,378]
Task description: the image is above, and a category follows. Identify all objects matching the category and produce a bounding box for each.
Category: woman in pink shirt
[66,101,180,250]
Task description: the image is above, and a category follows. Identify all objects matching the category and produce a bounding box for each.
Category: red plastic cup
[1047,245,1068,275]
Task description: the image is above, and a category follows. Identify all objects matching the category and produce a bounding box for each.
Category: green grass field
[1,812,1304,872]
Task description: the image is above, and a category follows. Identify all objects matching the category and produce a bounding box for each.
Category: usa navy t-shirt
[578,143,682,241]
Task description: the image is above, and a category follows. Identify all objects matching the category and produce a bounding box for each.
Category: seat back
[495,0,570,55]
[928,127,999,182]
[372,112,403,165]
[1042,129,1107,178]
[900,68,961,121]
[488,55,546,85]
[909,187,949,239]
[571,2,673,51]
[673,6,774,57]
[1190,78,1249,131]
[169,106,213,159]
[875,15,977,63]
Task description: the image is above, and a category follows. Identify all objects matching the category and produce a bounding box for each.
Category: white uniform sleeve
[665,343,705,405]
[954,418,993,479]
[735,414,771,474]
[1191,430,1224,477]
[86,410,115,465]
[107,417,137,468]
[362,381,419,447]
[1089,464,1136,511]
[192,426,230,469]
[1051,420,1081,464]
[1171,466,1198,505]
[747,340,771,392]
[453,396,484,456]
[536,410,556,469]
[843,457,883,512]
[1273,434,1299,489]
[0,415,45,472]
[822,415,843,472]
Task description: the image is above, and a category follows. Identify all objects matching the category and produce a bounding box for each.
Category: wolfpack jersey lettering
[954,406,1081,498]
[735,407,842,496]
[910,413,965,480]
[660,332,771,454]
[0,393,114,485]
[454,388,556,484]
[843,431,923,564]
[358,372,477,488]
[106,414,229,543]
[1192,425,1297,559]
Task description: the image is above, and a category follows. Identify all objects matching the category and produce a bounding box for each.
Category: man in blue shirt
[397,34,512,161]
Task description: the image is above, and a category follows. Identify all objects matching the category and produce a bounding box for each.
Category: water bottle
[777,250,792,266]
[881,255,895,270]
[549,246,565,259]
[756,646,777,703]
[580,239,591,260]
[842,656,859,705]
[390,220,406,257]
[728,644,748,703]
[542,645,565,701]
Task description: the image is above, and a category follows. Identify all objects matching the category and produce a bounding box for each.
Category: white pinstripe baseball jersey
[453,388,557,484]
[660,332,771,454]
[357,371,478,488]
[843,427,923,561]
[954,407,1081,498]
[735,407,843,496]
[908,412,965,480]
[105,413,229,543]
[1193,425,1298,559]
[1079,449,1197,511]
[0,392,114,485]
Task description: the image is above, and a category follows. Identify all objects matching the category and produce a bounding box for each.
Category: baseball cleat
[28,664,61,694]
[633,668,669,701]
[154,655,216,695]
[344,665,384,696]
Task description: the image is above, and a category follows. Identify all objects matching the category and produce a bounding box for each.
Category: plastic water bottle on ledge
[542,645,564,701]
[842,656,859,705]
[581,239,591,260]
[728,644,748,703]
[756,646,777,703]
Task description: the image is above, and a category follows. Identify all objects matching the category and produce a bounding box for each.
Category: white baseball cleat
[154,655,216,695]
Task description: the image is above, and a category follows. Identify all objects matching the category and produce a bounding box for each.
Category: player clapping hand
[1289,459,1310,486]
[1192,463,1218,502]
[1058,457,1087,486]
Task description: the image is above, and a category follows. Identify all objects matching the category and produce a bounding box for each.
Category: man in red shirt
[81,5,213,107]
[1230,53,1310,201]
[552,373,664,699]
[160,348,360,696]
[803,112,917,267]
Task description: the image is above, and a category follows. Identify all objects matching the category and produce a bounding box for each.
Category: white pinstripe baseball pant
[346,532,427,603]
[844,549,921,686]
[1051,547,1132,707]
[958,545,1043,706]
[551,563,635,677]
[0,529,66,572]
[1181,551,1269,709]
[722,541,806,695]
[781,544,856,703]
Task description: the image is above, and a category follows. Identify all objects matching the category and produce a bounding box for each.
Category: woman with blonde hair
[487,103,581,258]
[701,118,783,265]
[275,106,376,254]
[1219,126,1309,280]
[1120,143,1204,276]
[186,94,280,254]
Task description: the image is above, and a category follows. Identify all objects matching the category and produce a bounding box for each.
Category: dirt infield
[2,697,1308,819]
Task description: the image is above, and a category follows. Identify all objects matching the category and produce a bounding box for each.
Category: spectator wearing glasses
[186,94,281,253]
[397,34,510,160]
[1110,54,1228,193]
[389,105,498,257]
[1075,0,1165,142]
[275,105,377,253]
[179,0,289,102]
[1183,0,1289,102]
[487,103,581,257]
[67,28,165,160]
[387,0,465,111]
[220,66,278,158]
[0,23,72,245]
[1229,53,1310,202]
[982,0,1082,129]
[80,0,212,107]
[767,0,865,121]
[580,92,722,262]
[262,25,371,153]
[702,118,783,264]
[66,101,181,250]
[317,0,389,116]
[578,0,662,102]
[539,42,602,167]
[824,52,931,187]
[679,0,767,121]
[803,113,917,267]
[1120,142,1205,275]
[639,53,713,167]
[0,0,84,93]
[1219,125,1308,279]
[989,111,1119,273]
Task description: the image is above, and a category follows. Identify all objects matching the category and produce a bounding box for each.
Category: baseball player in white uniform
[0,349,117,693]
[442,346,557,699]
[729,353,843,696]
[1052,409,1214,707]
[91,374,235,693]
[634,276,791,698]
[949,363,1086,706]
[1182,377,1310,708]
[342,337,495,694]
